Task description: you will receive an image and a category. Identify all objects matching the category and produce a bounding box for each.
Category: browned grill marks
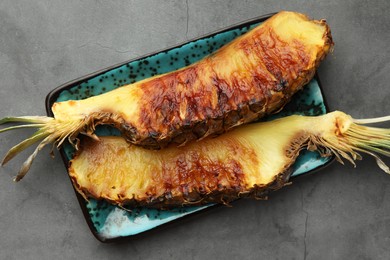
[132,17,330,149]
[69,135,282,208]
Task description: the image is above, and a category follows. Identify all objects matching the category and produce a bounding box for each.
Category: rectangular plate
[46,13,333,242]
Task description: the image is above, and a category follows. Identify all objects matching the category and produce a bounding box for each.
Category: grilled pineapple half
[1,11,333,181]
[69,111,390,208]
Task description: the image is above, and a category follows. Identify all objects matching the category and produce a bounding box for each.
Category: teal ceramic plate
[46,13,333,242]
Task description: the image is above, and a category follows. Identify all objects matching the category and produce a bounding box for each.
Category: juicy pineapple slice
[69,111,390,208]
[1,11,333,181]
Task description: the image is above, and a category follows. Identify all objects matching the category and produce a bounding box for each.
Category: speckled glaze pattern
[55,25,254,102]
[48,15,332,241]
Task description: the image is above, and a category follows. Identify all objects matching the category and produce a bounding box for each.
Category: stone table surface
[0,1,389,259]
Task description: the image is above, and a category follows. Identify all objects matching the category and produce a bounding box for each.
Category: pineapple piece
[1,11,333,181]
[69,111,390,208]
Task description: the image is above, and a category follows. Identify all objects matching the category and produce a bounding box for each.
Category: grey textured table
[1,1,389,259]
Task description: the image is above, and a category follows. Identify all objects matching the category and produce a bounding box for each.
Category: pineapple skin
[52,11,333,149]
